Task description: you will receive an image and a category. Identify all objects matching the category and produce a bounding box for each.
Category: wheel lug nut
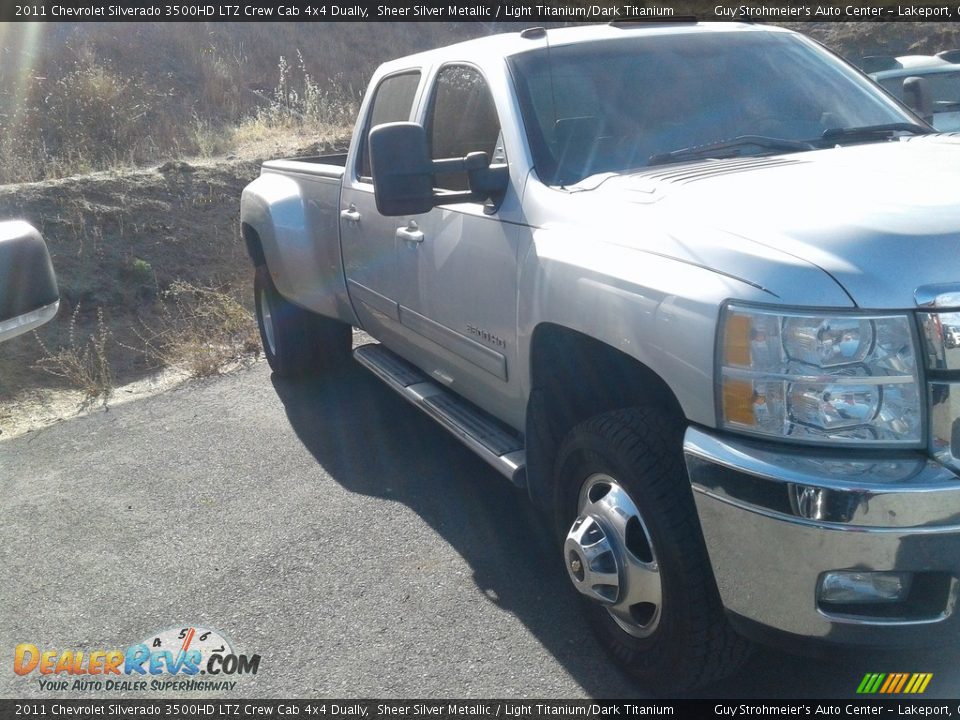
[570,558,582,574]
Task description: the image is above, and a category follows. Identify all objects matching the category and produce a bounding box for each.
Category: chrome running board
[353,343,526,486]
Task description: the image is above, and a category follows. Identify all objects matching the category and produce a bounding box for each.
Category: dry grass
[0,23,483,185]
[34,306,113,400]
[126,280,260,378]
[235,52,359,149]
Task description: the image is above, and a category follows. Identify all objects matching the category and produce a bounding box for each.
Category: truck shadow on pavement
[272,361,960,699]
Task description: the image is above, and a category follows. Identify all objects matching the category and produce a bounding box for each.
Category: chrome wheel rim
[564,473,662,638]
[259,285,277,357]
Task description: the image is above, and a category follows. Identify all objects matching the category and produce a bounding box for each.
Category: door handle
[396,221,424,244]
[340,204,361,224]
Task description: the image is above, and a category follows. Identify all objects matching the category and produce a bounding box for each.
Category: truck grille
[919,311,960,472]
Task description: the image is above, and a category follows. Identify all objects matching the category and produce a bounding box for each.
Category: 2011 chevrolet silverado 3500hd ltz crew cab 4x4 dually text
[240,22,960,691]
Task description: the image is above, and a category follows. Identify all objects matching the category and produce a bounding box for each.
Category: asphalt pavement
[3,359,960,699]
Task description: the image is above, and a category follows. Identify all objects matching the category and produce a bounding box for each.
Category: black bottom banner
[3,699,960,720]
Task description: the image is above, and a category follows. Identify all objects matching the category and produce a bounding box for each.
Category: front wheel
[254,265,351,378]
[555,407,750,692]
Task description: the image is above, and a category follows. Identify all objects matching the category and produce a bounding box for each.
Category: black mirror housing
[369,122,435,216]
[464,152,509,200]
[903,76,934,125]
[0,221,59,343]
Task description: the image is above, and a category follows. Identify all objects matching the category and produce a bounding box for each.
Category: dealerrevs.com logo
[13,626,261,692]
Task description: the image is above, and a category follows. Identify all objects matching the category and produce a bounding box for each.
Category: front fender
[516,227,775,429]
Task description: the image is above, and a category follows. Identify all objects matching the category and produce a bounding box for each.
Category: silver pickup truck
[241,22,960,690]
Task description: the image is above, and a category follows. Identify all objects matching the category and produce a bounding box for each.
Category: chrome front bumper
[685,427,960,645]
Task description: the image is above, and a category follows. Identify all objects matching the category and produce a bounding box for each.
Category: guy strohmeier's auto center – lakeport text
[716,3,954,17]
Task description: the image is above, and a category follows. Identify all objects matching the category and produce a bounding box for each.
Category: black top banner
[2,0,959,22]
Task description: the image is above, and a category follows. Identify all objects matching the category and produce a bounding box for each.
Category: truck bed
[261,153,348,178]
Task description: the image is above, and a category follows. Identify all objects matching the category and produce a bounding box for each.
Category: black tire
[254,265,351,378]
[554,407,750,692]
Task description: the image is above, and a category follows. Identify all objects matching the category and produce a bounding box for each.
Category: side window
[427,65,504,192]
[357,71,421,180]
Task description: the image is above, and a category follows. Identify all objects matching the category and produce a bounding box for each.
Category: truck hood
[596,135,960,309]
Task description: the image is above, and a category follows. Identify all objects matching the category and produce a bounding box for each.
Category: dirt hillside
[0,133,349,437]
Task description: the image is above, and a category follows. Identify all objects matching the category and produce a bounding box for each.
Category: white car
[865,52,960,132]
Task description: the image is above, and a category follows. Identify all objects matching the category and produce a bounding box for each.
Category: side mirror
[369,122,510,217]
[903,76,934,125]
[464,151,509,202]
[369,122,435,216]
[0,221,59,343]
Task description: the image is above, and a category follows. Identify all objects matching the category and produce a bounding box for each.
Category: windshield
[508,30,917,186]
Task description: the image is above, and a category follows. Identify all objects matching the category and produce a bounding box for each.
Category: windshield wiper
[647,135,816,167]
[819,122,933,144]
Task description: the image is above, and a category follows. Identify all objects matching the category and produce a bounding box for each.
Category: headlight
[718,304,922,446]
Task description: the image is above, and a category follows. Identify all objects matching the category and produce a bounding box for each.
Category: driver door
[393,64,521,423]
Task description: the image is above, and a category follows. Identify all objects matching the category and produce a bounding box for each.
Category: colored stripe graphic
[907,673,933,694]
[891,673,910,693]
[857,672,932,694]
[879,674,897,693]
[905,674,920,694]
[893,673,909,694]
[865,673,885,694]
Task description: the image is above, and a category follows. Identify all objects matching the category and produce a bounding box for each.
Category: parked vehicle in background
[242,22,960,691]
[945,326,960,349]
[864,51,960,132]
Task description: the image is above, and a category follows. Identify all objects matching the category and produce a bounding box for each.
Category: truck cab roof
[376,22,793,75]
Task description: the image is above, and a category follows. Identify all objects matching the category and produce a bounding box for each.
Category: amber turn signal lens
[722,378,756,427]
[723,313,752,367]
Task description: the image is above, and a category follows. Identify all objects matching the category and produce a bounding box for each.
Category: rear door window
[356,71,421,181]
